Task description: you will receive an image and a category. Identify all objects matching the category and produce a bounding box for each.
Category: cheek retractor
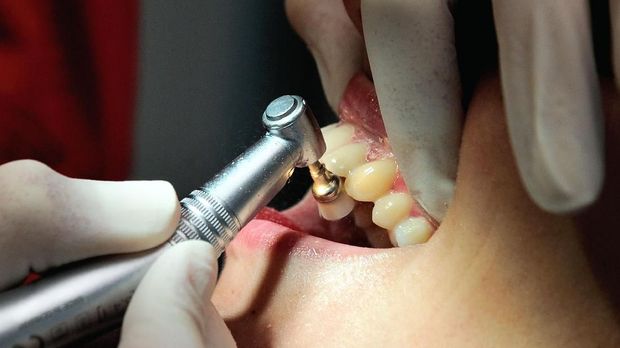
[0,95,341,347]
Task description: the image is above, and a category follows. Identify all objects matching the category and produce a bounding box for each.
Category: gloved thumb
[119,241,236,348]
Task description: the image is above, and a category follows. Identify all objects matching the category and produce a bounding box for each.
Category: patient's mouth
[250,72,437,251]
[316,74,436,248]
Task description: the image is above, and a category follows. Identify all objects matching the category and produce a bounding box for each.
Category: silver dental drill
[0,96,342,347]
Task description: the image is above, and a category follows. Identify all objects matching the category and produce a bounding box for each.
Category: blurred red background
[0,0,137,180]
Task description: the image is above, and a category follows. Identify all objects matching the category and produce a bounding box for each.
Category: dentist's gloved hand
[360,0,608,215]
[120,241,236,348]
[0,160,179,290]
[491,0,605,213]
[360,0,462,221]
[0,159,235,347]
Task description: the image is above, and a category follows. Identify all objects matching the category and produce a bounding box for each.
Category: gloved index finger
[0,160,180,290]
[492,0,604,213]
[361,0,462,221]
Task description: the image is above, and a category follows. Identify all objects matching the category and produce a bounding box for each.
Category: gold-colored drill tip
[309,161,342,203]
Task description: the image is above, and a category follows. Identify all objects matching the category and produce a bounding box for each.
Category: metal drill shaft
[171,133,300,256]
[171,95,331,255]
[0,95,326,347]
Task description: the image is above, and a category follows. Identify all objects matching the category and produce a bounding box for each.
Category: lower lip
[230,217,380,257]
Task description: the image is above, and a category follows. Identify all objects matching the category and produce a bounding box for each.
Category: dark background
[132,0,335,208]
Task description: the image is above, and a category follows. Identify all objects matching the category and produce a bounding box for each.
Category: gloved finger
[611,0,620,91]
[286,0,364,110]
[120,241,235,348]
[361,0,462,221]
[0,160,179,289]
[492,0,604,213]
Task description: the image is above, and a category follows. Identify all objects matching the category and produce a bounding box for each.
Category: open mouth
[232,72,437,254]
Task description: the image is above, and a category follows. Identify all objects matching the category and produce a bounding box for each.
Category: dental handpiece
[0,96,341,347]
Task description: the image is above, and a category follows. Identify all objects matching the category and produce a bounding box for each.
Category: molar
[321,142,368,177]
[345,159,397,202]
[389,217,433,247]
[321,123,355,153]
[372,192,413,230]
[317,191,356,221]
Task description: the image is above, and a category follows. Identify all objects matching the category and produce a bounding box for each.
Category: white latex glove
[0,160,236,347]
[361,0,462,221]
[362,0,608,215]
[120,241,236,348]
[492,0,604,213]
[289,0,461,221]
[0,159,179,290]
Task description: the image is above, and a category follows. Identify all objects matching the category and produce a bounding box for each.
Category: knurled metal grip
[169,189,240,256]
[166,96,326,256]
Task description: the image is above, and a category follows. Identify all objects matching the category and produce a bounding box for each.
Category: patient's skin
[212,77,620,347]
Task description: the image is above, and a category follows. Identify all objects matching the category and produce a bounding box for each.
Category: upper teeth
[345,159,397,202]
[316,122,434,247]
[322,143,368,177]
[322,123,355,153]
[371,192,413,230]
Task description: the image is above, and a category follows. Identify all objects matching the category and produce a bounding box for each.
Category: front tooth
[345,159,397,202]
[389,217,433,247]
[322,143,368,177]
[372,192,414,230]
[322,123,355,153]
[317,191,356,221]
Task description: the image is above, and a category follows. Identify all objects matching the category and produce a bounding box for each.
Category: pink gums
[339,73,386,138]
